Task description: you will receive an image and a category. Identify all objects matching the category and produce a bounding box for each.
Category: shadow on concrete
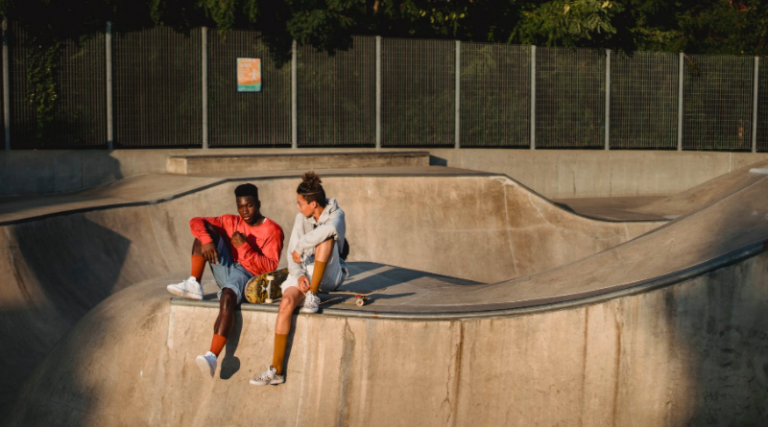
[642,199,768,425]
[220,309,243,380]
[428,155,448,167]
[283,312,301,383]
[0,217,131,421]
[668,248,768,426]
[0,150,123,198]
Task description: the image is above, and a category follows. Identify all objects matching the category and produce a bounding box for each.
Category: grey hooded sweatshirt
[287,198,347,278]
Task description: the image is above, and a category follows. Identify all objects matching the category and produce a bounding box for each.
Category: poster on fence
[237,58,262,92]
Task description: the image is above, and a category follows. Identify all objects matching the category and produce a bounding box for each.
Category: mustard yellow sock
[309,260,327,293]
[272,333,288,375]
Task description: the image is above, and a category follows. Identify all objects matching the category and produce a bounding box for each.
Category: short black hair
[234,183,259,201]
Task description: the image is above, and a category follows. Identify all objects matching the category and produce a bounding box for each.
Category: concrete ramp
[0,168,662,421]
[6,165,768,426]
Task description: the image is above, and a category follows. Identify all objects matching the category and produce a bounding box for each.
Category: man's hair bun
[297,171,328,207]
[301,171,322,193]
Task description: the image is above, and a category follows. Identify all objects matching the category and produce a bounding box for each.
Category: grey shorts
[210,237,254,305]
[282,244,348,294]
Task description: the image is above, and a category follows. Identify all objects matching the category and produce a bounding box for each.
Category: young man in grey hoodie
[250,172,348,386]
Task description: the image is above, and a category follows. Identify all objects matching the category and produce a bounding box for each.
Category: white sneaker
[195,351,217,378]
[249,366,285,386]
[300,291,320,313]
[167,276,203,300]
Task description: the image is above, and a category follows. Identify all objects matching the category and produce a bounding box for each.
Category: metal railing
[1,21,766,152]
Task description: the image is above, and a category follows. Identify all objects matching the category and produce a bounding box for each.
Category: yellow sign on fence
[237,58,262,92]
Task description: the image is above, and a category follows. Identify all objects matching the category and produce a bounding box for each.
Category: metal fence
[611,51,679,149]
[683,55,755,151]
[757,58,768,153]
[382,38,456,147]
[298,36,375,147]
[10,22,106,148]
[536,47,605,149]
[460,43,530,148]
[113,26,202,148]
[208,29,291,147]
[1,22,767,152]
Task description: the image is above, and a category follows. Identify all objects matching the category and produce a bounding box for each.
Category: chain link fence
[208,29,291,147]
[2,24,767,152]
[297,36,375,147]
[757,56,768,153]
[460,43,530,148]
[113,26,202,148]
[683,54,755,151]
[536,47,605,149]
[382,38,456,147]
[9,22,106,149]
[611,51,679,149]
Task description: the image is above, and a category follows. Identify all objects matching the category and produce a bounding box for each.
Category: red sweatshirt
[189,215,284,276]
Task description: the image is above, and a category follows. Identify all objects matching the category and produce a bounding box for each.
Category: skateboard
[328,287,389,307]
[244,269,289,304]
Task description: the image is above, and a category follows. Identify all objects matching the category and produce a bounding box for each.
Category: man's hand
[231,232,248,248]
[201,242,219,265]
[297,275,310,292]
[292,250,302,264]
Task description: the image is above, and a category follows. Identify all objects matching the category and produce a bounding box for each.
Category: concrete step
[167,151,430,175]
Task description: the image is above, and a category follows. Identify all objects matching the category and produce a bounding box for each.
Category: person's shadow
[219,309,243,379]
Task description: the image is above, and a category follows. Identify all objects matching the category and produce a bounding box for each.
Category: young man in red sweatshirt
[166,183,284,378]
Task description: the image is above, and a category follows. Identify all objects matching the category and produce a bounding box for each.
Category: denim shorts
[210,237,254,305]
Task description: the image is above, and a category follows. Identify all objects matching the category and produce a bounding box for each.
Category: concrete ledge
[166,151,430,175]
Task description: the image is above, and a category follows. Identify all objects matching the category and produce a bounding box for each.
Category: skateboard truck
[329,287,388,307]
[262,275,275,304]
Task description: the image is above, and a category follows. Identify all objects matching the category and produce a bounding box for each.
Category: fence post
[2,20,9,150]
[291,40,298,149]
[376,36,382,150]
[201,27,208,149]
[678,52,684,151]
[455,40,460,149]
[605,49,611,150]
[105,22,114,150]
[753,56,759,153]
[530,45,536,150]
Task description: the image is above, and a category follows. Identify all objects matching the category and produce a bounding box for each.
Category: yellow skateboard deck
[244,268,289,304]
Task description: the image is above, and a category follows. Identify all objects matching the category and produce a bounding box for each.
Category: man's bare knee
[220,289,237,313]
[278,298,296,316]
[192,238,203,255]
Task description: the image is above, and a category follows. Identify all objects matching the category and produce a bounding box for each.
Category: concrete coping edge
[170,237,768,321]
[167,151,430,160]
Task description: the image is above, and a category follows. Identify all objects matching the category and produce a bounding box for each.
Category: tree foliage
[1,0,765,55]
[1,0,765,138]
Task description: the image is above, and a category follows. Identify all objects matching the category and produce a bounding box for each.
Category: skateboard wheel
[356,298,365,307]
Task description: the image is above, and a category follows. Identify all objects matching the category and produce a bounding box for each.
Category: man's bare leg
[214,289,237,337]
[272,287,305,375]
[190,222,220,281]
[271,238,334,374]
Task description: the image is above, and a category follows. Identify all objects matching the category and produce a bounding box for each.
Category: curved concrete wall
[3,148,768,198]
[0,174,658,419]
[6,247,767,426]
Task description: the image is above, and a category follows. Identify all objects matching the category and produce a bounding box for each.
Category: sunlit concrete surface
[2,158,767,426]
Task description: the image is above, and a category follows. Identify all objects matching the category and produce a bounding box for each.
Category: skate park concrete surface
[1,153,768,426]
